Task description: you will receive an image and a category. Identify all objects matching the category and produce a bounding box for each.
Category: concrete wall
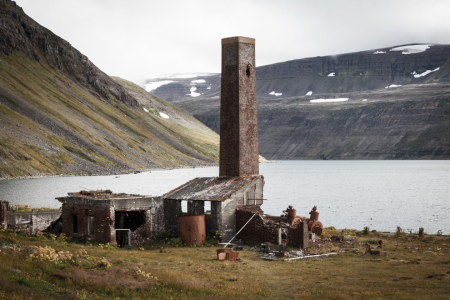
[221,177,264,242]
[7,210,61,233]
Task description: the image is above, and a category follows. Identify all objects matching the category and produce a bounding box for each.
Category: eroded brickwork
[235,207,278,245]
[220,36,259,177]
[235,207,311,249]
[61,203,115,244]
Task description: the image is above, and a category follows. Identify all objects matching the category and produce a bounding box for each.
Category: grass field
[0,227,449,299]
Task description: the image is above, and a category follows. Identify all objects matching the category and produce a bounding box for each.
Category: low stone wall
[7,210,61,233]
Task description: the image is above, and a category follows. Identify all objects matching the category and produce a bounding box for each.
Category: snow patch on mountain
[412,67,440,78]
[390,44,432,54]
[310,98,349,103]
[145,80,174,92]
[186,86,201,97]
[191,79,206,83]
[385,84,402,88]
[269,91,282,96]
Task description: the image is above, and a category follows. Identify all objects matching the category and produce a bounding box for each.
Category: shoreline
[0,163,219,181]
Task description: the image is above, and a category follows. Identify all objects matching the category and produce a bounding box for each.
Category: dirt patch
[55,267,152,289]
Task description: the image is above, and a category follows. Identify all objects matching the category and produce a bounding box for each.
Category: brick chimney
[219,37,259,177]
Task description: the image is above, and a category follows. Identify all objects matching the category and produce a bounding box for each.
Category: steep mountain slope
[0,0,219,178]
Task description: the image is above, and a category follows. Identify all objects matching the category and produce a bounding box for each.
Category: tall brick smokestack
[219,37,259,177]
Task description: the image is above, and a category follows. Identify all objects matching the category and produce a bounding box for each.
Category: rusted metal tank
[286,206,296,218]
[308,206,323,236]
[179,215,206,246]
[309,206,319,221]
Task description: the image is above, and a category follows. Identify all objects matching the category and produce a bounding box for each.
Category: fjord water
[0,161,449,234]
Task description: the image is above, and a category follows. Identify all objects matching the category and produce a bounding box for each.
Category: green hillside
[0,1,218,178]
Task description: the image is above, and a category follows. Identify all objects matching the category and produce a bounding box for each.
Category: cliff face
[0,0,219,178]
[256,85,450,160]
[174,83,450,160]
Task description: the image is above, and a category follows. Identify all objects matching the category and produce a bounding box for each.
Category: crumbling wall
[235,207,278,245]
[61,203,115,244]
[7,210,60,233]
[118,197,165,245]
[287,221,311,249]
[149,197,165,238]
[0,201,8,229]
[235,207,312,249]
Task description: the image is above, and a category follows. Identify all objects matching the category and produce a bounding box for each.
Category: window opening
[181,200,188,213]
[72,214,78,233]
[87,216,94,235]
[114,211,145,231]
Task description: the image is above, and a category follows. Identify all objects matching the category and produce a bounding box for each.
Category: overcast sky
[14,0,450,84]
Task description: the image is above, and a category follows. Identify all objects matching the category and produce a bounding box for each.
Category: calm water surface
[0,161,449,234]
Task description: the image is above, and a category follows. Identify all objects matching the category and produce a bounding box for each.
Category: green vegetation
[0,227,449,299]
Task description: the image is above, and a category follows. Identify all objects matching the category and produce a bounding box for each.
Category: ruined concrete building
[163,175,264,241]
[163,37,264,242]
[54,37,316,249]
[56,190,164,245]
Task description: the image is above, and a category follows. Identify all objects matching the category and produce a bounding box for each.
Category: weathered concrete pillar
[0,201,8,229]
[219,36,259,177]
[187,200,204,216]
[164,200,182,234]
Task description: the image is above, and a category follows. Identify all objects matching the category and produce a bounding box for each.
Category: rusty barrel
[179,215,206,246]
[310,211,319,221]
[287,206,296,218]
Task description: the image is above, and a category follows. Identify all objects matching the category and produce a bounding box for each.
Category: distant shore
[0,164,219,181]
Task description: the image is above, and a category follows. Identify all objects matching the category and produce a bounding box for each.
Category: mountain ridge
[144,44,450,160]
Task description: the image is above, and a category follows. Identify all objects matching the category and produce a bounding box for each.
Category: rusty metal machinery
[307,206,324,236]
[310,220,323,236]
